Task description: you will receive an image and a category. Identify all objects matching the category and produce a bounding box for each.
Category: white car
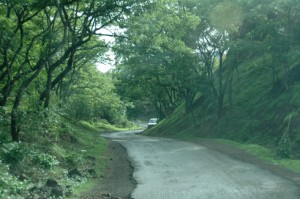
[147,118,158,128]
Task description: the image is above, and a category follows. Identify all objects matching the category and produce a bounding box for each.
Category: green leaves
[114,0,203,118]
[63,66,126,124]
[128,0,199,52]
[1,142,26,165]
[29,150,59,169]
[209,1,244,33]
[0,0,150,140]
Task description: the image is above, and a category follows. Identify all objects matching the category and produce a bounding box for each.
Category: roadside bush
[1,142,59,169]
[28,150,60,169]
[0,130,10,144]
[1,142,26,165]
[20,105,66,142]
[65,153,83,167]
[0,160,32,198]
[116,119,133,128]
[60,122,73,133]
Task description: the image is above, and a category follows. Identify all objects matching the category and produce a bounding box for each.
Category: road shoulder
[197,139,300,187]
[78,141,135,199]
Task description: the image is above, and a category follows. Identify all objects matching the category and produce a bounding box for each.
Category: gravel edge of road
[78,141,136,199]
[80,136,300,198]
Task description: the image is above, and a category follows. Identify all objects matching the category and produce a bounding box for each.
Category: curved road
[103,131,300,199]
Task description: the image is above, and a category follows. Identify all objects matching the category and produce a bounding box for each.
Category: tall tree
[0,0,150,141]
[114,0,200,118]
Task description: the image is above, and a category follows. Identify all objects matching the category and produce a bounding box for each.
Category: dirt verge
[78,141,135,199]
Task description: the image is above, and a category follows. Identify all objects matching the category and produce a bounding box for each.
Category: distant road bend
[103,131,300,199]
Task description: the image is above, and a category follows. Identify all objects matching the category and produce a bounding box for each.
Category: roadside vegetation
[0,116,129,198]
[113,0,300,174]
[142,99,300,174]
[2,0,300,198]
[215,139,300,174]
[0,1,145,198]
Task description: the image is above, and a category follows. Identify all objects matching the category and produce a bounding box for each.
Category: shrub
[0,160,32,198]
[0,130,10,144]
[65,153,83,167]
[1,143,26,165]
[28,150,59,169]
[116,119,134,128]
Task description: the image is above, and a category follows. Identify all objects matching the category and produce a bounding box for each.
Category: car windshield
[149,118,157,123]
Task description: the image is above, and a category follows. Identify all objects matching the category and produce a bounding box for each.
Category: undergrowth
[0,115,121,199]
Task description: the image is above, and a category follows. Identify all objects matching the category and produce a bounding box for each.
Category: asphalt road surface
[103,131,300,199]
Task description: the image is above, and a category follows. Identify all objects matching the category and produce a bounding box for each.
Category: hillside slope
[146,57,300,159]
[0,118,127,198]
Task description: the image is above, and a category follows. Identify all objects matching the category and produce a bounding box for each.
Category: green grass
[71,180,98,197]
[144,55,300,175]
[63,120,110,197]
[0,117,112,198]
[80,120,141,133]
[145,102,191,137]
[65,119,141,197]
[0,115,135,198]
[214,139,300,174]
[70,144,108,198]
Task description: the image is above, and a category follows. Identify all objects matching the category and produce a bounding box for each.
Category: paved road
[103,131,300,199]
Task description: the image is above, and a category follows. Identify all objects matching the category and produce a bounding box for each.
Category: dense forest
[0,0,149,198]
[115,0,300,120]
[1,0,300,198]
[114,0,300,159]
[0,0,147,142]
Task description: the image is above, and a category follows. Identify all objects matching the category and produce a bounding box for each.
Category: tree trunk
[228,71,233,110]
[11,88,24,142]
[159,101,164,120]
[39,50,75,104]
[10,68,43,142]
[190,109,197,127]
[217,94,224,118]
[11,110,20,142]
[44,68,53,109]
[217,50,224,118]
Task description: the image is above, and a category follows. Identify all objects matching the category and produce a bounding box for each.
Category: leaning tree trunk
[39,50,75,107]
[43,66,53,110]
[10,68,42,142]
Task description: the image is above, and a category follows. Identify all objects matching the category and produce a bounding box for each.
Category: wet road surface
[103,131,300,199]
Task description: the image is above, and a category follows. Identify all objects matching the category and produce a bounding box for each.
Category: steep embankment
[145,57,300,171]
[0,118,129,199]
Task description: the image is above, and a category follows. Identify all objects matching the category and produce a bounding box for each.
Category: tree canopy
[113,0,300,120]
[0,0,151,141]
